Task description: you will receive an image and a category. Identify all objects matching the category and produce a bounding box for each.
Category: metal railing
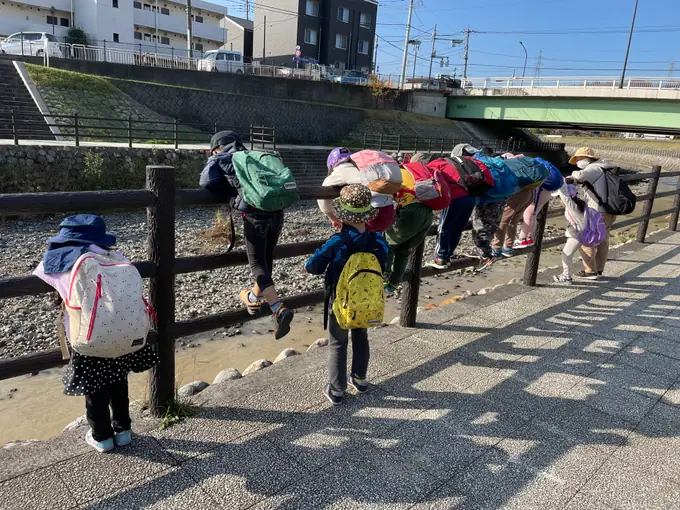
[0,162,676,418]
[0,110,275,149]
[462,76,680,91]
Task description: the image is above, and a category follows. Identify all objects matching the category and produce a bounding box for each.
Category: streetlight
[620,0,639,89]
[519,41,527,78]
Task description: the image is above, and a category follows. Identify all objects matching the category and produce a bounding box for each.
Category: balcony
[11,0,71,13]
[133,9,225,42]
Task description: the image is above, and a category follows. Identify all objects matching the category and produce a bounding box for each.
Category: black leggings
[243,211,284,292]
[85,379,131,442]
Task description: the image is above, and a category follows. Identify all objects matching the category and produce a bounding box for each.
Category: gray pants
[471,201,505,258]
[328,312,369,393]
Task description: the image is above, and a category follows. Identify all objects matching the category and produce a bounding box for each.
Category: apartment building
[0,0,229,56]
[253,0,377,71]
[221,15,254,62]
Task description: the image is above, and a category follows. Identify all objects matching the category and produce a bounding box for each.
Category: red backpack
[440,156,495,197]
[399,162,454,211]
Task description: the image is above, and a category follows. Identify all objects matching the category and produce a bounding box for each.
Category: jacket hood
[210,130,245,153]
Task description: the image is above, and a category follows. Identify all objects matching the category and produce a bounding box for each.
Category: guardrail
[0,110,275,149]
[461,76,680,91]
[0,164,675,417]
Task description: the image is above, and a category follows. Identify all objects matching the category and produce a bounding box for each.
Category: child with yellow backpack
[305,184,388,405]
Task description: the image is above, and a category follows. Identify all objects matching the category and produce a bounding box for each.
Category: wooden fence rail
[0,164,677,415]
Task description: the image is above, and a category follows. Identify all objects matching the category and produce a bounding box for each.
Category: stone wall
[563,143,680,172]
[0,145,330,194]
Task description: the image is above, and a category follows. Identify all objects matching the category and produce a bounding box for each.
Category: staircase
[0,60,54,141]
[277,147,329,189]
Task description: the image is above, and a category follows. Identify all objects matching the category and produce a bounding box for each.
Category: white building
[0,0,230,56]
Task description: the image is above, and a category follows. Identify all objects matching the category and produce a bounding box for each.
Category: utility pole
[668,62,675,78]
[263,15,267,65]
[399,0,415,89]
[373,33,379,73]
[245,0,249,20]
[427,24,437,89]
[619,0,639,89]
[410,39,421,78]
[535,49,543,78]
[463,25,471,79]
[186,0,193,58]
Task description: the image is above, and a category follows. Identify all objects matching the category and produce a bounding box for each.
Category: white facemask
[576,159,592,169]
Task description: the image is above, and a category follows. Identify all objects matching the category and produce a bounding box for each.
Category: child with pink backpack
[33,214,158,453]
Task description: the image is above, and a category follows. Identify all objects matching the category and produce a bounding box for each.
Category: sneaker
[425,257,449,270]
[347,374,369,394]
[501,247,514,258]
[384,282,397,297]
[597,271,604,277]
[476,257,497,272]
[85,429,114,453]
[274,306,294,340]
[491,249,503,258]
[114,430,132,447]
[574,270,599,281]
[324,383,344,405]
[553,274,573,284]
[239,289,261,316]
[514,239,534,248]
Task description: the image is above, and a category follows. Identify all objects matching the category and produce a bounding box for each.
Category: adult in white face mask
[566,147,617,280]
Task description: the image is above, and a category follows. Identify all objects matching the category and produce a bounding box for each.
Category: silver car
[0,32,63,58]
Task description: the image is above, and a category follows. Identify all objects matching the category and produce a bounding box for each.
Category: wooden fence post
[127,114,133,148]
[74,112,80,147]
[11,109,18,145]
[146,165,176,417]
[636,165,661,243]
[399,240,425,327]
[669,173,680,231]
[523,204,548,286]
[173,119,179,150]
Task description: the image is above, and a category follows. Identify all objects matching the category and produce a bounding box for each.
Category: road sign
[295,50,302,58]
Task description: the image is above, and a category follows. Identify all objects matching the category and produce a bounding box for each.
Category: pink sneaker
[515,239,534,248]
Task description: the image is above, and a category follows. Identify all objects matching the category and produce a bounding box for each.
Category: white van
[197,50,244,73]
[0,32,63,58]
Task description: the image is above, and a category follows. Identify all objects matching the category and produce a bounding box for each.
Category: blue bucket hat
[43,215,116,274]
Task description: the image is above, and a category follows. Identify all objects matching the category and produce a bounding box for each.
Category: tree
[65,27,88,46]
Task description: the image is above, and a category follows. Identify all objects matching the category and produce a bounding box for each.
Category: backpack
[398,162,454,211]
[590,167,636,215]
[534,158,563,191]
[350,150,402,195]
[331,234,385,330]
[442,156,494,196]
[577,208,607,247]
[231,150,299,212]
[504,156,550,189]
[473,154,519,201]
[65,251,153,358]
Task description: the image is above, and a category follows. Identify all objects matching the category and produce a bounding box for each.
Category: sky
[221,0,680,79]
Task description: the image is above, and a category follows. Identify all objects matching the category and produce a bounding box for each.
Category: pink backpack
[349,150,402,195]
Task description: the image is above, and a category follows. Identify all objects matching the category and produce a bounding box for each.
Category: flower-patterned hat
[332,184,379,224]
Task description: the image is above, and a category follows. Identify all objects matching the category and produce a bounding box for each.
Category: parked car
[333,70,369,85]
[0,32,63,57]
[197,50,244,73]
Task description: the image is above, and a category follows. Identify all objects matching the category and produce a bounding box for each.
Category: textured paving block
[589,363,674,401]
[181,432,306,509]
[661,380,680,407]
[83,467,219,510]
[55,434,177,505]
[579,457,680,510]
[611,347,680,380]
[0,467,77,510]
[562,493,617,510]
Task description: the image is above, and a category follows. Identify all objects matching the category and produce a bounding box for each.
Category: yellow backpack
[332,247,385,330]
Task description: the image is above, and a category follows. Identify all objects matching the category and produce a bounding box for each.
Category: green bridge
[446,94,680,134]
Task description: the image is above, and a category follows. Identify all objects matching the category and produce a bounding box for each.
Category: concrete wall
[408,91,447,118]
[34,57,410,110]
[0,3,71,39]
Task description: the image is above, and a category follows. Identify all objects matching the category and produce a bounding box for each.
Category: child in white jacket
[553,184,588,284]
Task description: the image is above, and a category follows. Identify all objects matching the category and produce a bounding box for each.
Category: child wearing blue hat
[33,214,158,453]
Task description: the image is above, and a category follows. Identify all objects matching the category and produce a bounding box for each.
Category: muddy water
[1,189,676,445]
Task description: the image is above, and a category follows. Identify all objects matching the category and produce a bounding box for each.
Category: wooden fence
[0,164,677,416]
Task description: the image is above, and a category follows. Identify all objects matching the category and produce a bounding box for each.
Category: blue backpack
[474,154,519,202]
[504,156,550,189]
[534,157,563,191]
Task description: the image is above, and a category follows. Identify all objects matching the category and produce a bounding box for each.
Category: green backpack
[231,151,299,212]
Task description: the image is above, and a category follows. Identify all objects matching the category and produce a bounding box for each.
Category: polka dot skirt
[62,346,159,396]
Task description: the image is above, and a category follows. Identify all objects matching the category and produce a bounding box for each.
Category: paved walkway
[3,231,680,509]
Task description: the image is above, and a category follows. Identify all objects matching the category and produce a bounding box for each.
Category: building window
[161,36,169,45]
[305,0,319,17]
[143,33,151,41]
[60,17,69,26]
[113,33,119,42]
[335,33,347,50]
[112,0,118,7]
[334,61,346,70]
[46,15,56,25]
[193,42,203,51]
[195,15,203,23]
[337,6,349,23]
[134,31,142,40]
[304,28,317,45]
[143,3,151,10]
[358,39,369,55]
[360,13,371,28]
[133,1,141,8]
[160,7,169,15]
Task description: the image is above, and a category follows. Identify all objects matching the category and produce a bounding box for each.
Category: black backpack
[444,156,494,196]
[590,167,636,216]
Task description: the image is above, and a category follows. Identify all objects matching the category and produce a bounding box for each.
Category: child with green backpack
[200,131,299,339]
[305,184,388,405]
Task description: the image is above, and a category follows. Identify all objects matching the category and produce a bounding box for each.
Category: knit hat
[569,147,599,165]
[332,184,379,224]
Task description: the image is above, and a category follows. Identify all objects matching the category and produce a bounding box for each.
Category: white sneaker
[85,429,114,453]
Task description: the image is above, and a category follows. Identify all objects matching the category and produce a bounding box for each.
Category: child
[491,188,534,257]
[305,184,388,405]
[33,214,158,453]
[516,187,551,247]
[200,130,294,339]
[553,184,588,284]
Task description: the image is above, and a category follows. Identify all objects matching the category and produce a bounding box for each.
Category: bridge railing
[0,164,676,417]
[462,76,680,91]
